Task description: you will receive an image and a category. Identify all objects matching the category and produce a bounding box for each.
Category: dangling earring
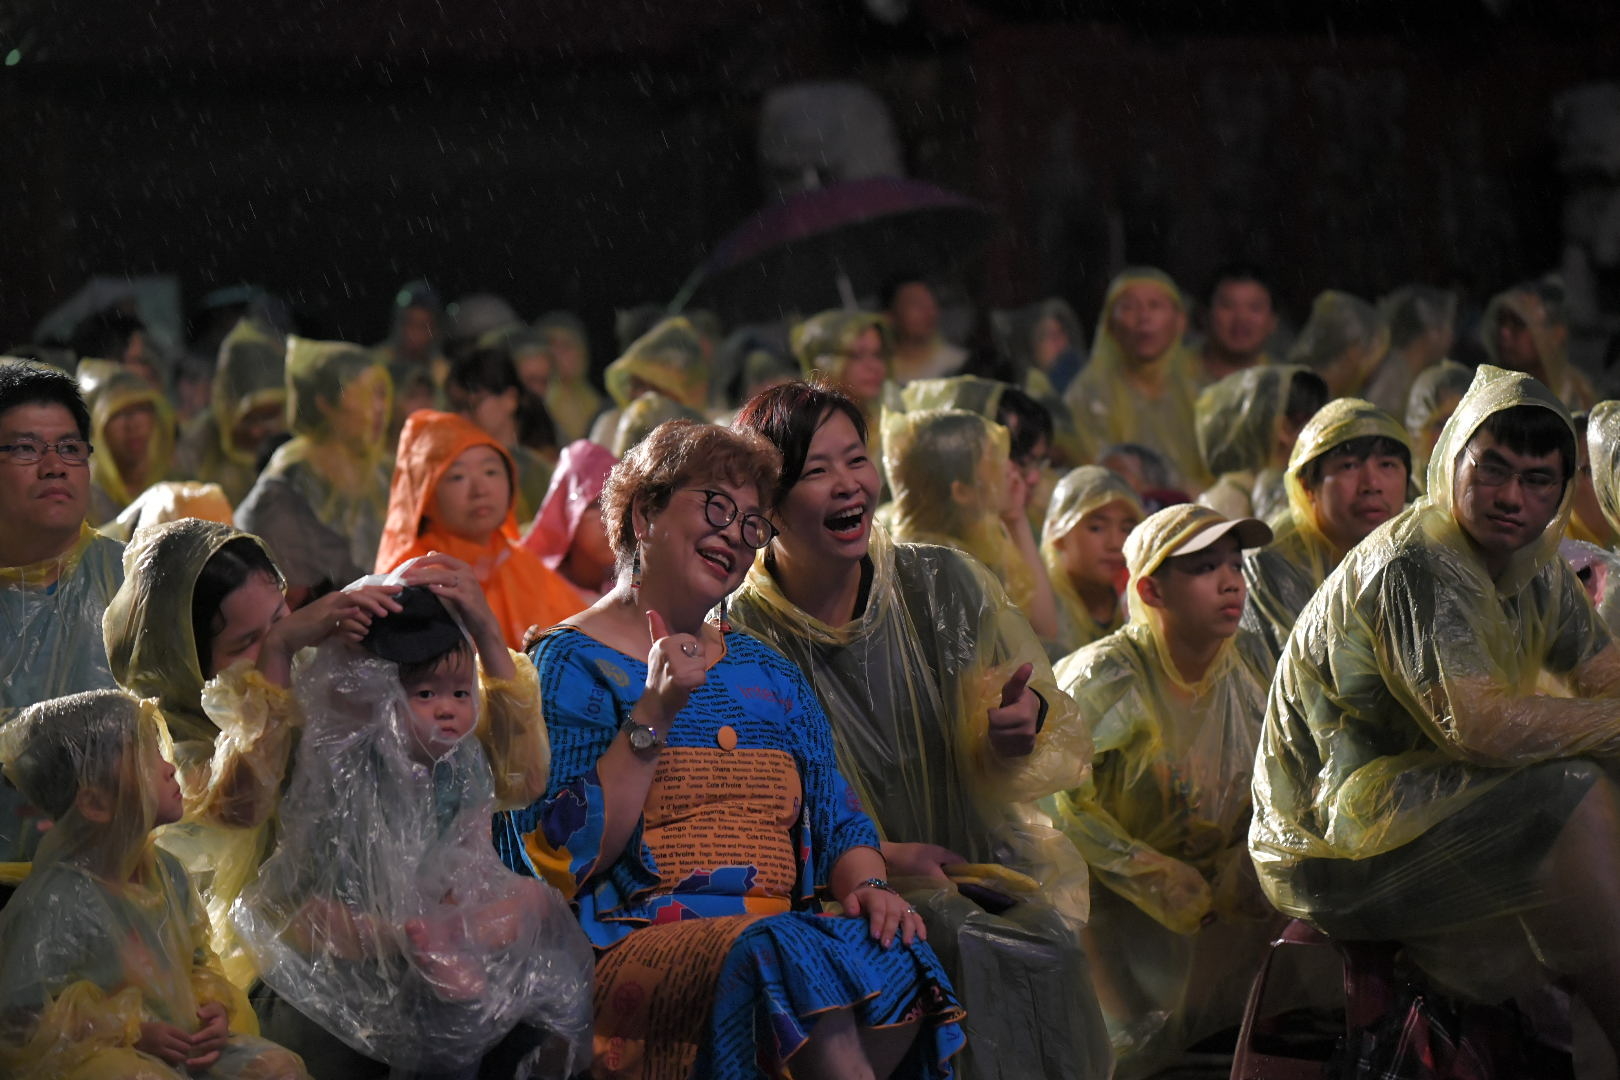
[631,544,643,594]
[717,594,731,633]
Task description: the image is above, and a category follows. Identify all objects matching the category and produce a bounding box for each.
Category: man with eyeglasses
[0,360,127,862]
[1251,365,1620,1057]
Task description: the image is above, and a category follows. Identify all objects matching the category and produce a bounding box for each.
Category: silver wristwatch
[622,719,665,752]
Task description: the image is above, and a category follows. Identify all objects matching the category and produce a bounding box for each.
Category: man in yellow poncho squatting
[1064,268,1212,491]
[171,317,289,508]
[1194,364,1327,524]
[1240,398,1412,662]
[1482,279,1596,413]
[1040,465,1143,658]
[1250,365,1620,1055]
[1042,502,1280,1079]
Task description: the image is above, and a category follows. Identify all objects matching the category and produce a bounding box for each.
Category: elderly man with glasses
[0,360,127,862]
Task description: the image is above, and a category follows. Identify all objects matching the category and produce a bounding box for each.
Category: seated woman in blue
[495,419,965,1080]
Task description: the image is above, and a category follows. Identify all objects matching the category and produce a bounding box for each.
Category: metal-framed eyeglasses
[0,438,94,466]
[1463,449,1561,498]
[685,488,778,549]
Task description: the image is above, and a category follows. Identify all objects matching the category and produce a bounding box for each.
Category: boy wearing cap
[1042,503,1281,1079]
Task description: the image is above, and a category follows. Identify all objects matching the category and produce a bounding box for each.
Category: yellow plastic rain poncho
[234,337,392,594]
[1587,400,1620,544]
[0,690,310,1080]
[1286,290,1390,400]
[1,524,125,861]
[103,481,235,544]
[1363,285,1458,418]
[730,523,1111,1080]
[1250,365,1620,997]
[78,361,175,527]
[1240,397,1412,661]
[1481,284,1596,412]
[1063,268,1210,490]
[104,520,300,988]
[1404,359,1475,492]
[1042,504,1280,1077]
[537,311,606,445]
[1194,364,1317,522]
[602,316,709,410]
[883,407,1038,613]
[792,309,891,391]
[1040,466,1143,656]
[609,391,707,458]
[172,318,288,507]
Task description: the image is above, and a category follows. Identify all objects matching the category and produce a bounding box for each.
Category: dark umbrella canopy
[676,177,996,322]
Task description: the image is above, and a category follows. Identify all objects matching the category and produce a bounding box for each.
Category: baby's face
[402,663,477,760]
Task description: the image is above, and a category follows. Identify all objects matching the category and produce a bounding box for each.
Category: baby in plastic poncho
[0,689,310,1080]
[232,582,593,1077]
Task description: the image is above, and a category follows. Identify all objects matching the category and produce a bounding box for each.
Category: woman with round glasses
[494,419,965,1080]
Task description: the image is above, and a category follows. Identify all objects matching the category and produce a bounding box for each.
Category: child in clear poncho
[232,580,593,1078]
[0,689,310,1080]
[1043,503,1282,1079]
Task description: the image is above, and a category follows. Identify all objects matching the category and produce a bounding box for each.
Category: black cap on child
[359,585,463,664]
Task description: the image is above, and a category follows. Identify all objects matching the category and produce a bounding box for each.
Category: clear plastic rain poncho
[1587,399,1620,543]
[1561,539,1620,638]
[729,523,1110,1080]
[791,309,891,393]
[78,360,175,527]
[610,391,707,458]
[1194,364,1316,521]
[1480,283,1596,412]
[1063,268,1209,489]
[1040,465,1143,656]
[1404,359,1475,492]
[1240,397,1412,661]
[1250,365,1620,998]
[103,520,298,987]
[1362,285,1458,418]
[172,318,288,507]
[1286,290,1389,399]
[234,337,393,595]
[0,690,310,1080]
[883,406,1039,613]
[1,523,125,860]
[232,593,592,1075]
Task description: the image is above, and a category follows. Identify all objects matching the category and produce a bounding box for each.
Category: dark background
[3,0,1617,363]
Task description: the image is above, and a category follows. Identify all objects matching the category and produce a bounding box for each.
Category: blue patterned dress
[495,626,965,1079]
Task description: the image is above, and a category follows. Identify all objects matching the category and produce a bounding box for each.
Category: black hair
[1205,263,1275,308]
[69,309,145,362]
[995,385,1055,464]
[1300,435,1412,490]
[733,380,870,505]
[1475,404,1576,481]
[9,690,142,819]
[449,345,557,451]
[397,634,475,686]
[0,360,92,440]
[879,271,931,312]
[192,537,281,677]
[1284,371,1330,428]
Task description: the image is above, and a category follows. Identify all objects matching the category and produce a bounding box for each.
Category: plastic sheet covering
[0,524,124,860]
[521,438,617,568]
[1561,539,1620,637]
[1040,465,1142,656]
[1043,503,1280,1076]
[1241,397,1411,661]
[602,316,710,412]
[610,391,707,457]
[1062,268,1209,489]
[731,524,1109,1080]
[171,318,288,507]
[1194,364,1312,520]
[1480,284,1596,412]
[103,480,234,543]
[232,624,592,1075]
[78,360,175,525]
[1250,365,1620,989]
[1404,360,1475,491]
[0,690,310,1080]
[1286,290,1389,398]
[234,337,393,592]
[103,520,296,987]
[883,406,1038,611]
[1589,400,1620,541]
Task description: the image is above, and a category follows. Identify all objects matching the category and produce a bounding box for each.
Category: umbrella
[672,177,996,322]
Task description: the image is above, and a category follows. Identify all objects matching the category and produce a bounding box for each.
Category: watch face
[629,725,659,751]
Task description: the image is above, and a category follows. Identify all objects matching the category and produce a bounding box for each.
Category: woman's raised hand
[268,585,402,655]
[401,553,500,638]
[644,610,708,724]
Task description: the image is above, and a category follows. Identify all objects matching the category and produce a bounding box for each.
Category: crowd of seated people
[3,262,1620,1080]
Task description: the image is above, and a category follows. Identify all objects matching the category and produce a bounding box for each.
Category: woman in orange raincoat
[376,410,585,650]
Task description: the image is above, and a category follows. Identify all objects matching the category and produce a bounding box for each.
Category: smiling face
[207,570,288,676]
[1056,499,1139,593]
[1452,428,1565,568]
[774,409,881,570]
[1304,445,1409,553]
[0,402,92,552]
[1109,282,1185,366]
[638,479,764,608]
[432,444,512,543]
[1139,532,1247,638]
[401,651,477,761]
